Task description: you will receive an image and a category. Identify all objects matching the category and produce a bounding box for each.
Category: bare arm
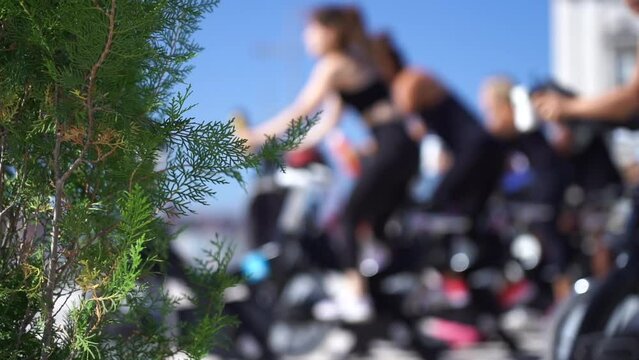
[249,59,337,147]
[534,47,639,122]
[297,93,343,150]
[563,83,639,121]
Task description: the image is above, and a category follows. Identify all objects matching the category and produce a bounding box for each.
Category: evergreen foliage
[0,1,316,358]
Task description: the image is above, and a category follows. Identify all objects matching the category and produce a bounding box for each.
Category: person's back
[415,85,506,215]
[418,90,490,155]
[372,34,506,217]
[398,69,507,216]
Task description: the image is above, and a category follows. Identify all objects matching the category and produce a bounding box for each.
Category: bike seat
[405,211,472,236]
[507,202,554,224]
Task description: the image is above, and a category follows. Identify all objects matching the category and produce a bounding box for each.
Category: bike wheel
[548,282,598,360]
[268,272,334,356]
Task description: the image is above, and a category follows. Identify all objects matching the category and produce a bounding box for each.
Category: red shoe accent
[499,280,534,309]
[442,276,470,306]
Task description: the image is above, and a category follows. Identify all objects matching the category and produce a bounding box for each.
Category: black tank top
[418,94,488,155]
[338,80,390,114]
[506,130,568,204]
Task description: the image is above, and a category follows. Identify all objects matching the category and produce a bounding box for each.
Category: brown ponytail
[371,32,406,82]
[343,6,372,56]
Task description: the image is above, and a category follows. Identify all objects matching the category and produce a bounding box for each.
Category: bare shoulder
[315,53,363,89]
[402,67,442,87]
[392,67,447,112]
[316,53,348,74]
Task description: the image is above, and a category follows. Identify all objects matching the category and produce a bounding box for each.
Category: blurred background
[174,0,639,272]
[168,1,639,359]
[175,0,551,259]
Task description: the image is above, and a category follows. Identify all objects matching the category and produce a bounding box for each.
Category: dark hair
[374,33,405,75]
[310,6,369,52]
[530,79,577,98]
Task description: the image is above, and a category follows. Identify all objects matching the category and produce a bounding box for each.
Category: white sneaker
[337,295,373,323]
[312,298,341,321]
[312,294,373,323]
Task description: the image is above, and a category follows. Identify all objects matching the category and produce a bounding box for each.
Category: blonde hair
[484,76,514,103]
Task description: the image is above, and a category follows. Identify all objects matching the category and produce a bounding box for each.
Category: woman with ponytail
[372,33,506,218]
[236,6,419,322]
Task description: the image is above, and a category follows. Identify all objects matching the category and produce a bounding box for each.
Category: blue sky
[184,0,551,217]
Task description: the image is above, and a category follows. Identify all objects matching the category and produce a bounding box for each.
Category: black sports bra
[337,80,390,114]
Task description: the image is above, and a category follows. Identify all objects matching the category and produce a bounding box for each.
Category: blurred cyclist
[235,7,420,322]
[372,33,506,219]
[481,76,572,301]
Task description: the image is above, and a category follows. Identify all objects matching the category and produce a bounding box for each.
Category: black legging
[532,211,570,279]
[509,130,572,278]
[336,121,419,269]
[419,95,506,217]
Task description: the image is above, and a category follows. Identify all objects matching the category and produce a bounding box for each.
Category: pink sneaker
[419,317,482,349]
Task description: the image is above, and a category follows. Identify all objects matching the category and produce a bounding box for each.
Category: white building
[552,0,639,169]
[552,0,639,94]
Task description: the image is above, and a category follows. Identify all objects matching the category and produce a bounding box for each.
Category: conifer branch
[42,2,117,358]
[61,0,117,183]
[0,1,308,358]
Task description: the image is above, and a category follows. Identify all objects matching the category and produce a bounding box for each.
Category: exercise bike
[550,188,639,360]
